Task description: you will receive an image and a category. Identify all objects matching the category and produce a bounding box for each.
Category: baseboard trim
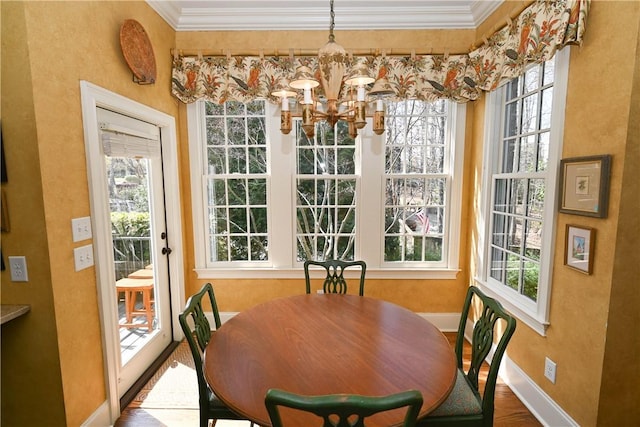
[501,356,578,427]
[81,400,112,427]
[462,319,577,427]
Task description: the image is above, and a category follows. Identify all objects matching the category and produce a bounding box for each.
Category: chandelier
[271,0,395,139]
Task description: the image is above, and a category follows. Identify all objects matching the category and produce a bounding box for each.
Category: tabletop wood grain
[204,294,456,427]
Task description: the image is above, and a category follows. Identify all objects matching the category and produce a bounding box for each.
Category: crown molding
[147,1,504,31]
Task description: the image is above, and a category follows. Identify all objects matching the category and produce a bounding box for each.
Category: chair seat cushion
[207,388,232,410]
[427,369,482,417]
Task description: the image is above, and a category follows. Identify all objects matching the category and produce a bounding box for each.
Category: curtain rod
[171,47,467,58]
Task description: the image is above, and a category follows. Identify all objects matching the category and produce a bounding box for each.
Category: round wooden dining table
[204,293,456,427]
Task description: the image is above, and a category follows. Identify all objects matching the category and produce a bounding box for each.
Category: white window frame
[475,47,570,335]
[188,100,466,280]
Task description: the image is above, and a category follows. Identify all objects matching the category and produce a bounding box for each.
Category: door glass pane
[108,156,157,365]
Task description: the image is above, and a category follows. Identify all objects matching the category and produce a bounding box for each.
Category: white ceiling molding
[147,1,504,31]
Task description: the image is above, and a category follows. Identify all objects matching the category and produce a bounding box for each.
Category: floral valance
[171,0,589,104]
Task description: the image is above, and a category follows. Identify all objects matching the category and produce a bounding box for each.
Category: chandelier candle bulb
[303,88,312,105]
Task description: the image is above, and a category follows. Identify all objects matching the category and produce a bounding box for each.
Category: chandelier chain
[329,0,335,42]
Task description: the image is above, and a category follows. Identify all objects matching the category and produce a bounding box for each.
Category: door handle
[162,247,172,255]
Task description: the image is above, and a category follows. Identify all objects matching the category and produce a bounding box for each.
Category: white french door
[80,81,185,424]
[97,107,172,396]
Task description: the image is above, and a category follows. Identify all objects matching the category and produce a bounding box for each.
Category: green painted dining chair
[178,283,253,427]
[265,388,424,427]
[304,259,367,296]
[417,286,516,427]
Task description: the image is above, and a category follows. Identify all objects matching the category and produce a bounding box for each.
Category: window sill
[473,277,549,336]
[194,267,461,280]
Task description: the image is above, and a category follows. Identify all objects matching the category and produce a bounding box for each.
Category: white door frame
[80,81,186,423]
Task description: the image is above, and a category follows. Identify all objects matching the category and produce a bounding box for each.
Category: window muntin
[383,100,450,264]
[203,100,269,263]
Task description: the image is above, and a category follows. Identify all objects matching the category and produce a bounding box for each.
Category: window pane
[206,117,225,145]
[226,101,244,116]
[250,236,268,260]
[248,147,266,173]
[527,179,545,218]
[247,117,266,145]
[540,87,554,130]
[228,147,246,174]
[519,135,537,173]
[208,179,226,205]
[524,219,542,261]
[205,102,224,115]
[227,117,246,145]
[227,179,246,205]
[502,138,517,173]
[207,147,226,174]
[521,93,539,134]
[538,133,550,172]
[228,207,247,233]
[504,100,520,137]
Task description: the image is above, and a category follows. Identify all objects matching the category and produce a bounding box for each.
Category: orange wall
[1,1,179,426]
[0,2,66,425]
[468,2,640,425]
[1,1,638,426]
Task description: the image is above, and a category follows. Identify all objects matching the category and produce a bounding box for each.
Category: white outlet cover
[544,357,557,383]
[8,256,29,282]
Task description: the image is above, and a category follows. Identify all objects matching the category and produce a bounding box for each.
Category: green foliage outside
[111,212,150,237]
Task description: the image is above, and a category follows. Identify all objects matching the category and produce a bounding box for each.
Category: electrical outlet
[316,289,324,294]
[72,216,92,242]
[74,244,94,271]
[544,357,557,383]
[8,256,29,282]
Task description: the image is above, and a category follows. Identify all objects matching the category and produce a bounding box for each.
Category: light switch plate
[74,244,94,271]
[72,217,92,242]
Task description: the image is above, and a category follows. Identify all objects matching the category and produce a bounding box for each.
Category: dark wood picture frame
[558,155,611,218]
[564,224,595,274]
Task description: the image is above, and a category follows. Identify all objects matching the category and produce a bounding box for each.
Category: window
[296,121,358,261]
[478,48,570,334]
[188,99,465,278]
[384,100,450,264]
[199,100,268,263]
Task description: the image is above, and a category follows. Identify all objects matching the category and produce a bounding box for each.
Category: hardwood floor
[116,332,541,427]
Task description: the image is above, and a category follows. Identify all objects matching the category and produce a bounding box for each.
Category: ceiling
[146,0,504,31]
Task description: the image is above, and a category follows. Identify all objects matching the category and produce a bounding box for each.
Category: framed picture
[564,224,595,274]
[559,155,611,218]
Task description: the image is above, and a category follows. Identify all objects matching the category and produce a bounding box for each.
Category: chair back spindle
[304,259,367,296]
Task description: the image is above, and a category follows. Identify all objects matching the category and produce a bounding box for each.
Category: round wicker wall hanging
[120,19,156,85]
